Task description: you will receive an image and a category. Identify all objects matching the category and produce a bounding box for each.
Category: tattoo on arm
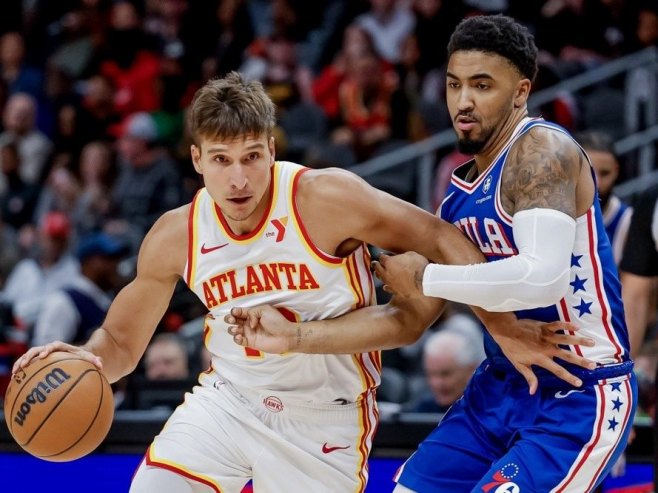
[501,128,582,218]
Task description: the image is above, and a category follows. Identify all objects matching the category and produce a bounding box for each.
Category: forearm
[621,272,655,358]
[423,209,575,311]
[81,327,137,383]
[294,296,444,354]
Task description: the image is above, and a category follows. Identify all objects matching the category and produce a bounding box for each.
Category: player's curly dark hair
[447,15,538,82]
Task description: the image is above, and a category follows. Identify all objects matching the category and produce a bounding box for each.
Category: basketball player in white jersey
[14,72,594,492]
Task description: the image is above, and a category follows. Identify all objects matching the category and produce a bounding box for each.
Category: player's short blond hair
[187,71,276,145]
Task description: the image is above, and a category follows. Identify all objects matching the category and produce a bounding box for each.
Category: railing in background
[349,47,658,211]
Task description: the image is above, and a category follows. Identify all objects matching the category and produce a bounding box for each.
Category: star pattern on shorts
[610,382,622,392]
[611,397,623,412]
[573,298,593,317]
[570,275,587,294]
[608,417,619,431]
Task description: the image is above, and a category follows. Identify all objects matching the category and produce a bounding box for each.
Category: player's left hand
[487,317,596,394]
[373,252,428,298]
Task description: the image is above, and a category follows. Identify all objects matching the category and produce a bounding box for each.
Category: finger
[231,307,247,318]
[538,359,583,388]
[224,314,236,324]
[542,321,579,333]
[382,285,394,294]
[544,332,595,347]
[514,364,538,395]
[378,253,390,266]
[232,334,246,346]
[553,348,597,370]
[373,262,386,281]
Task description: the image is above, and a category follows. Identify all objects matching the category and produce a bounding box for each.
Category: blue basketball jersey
[439,117,631,377]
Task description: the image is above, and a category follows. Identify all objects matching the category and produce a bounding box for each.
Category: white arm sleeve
[422,208,576,311]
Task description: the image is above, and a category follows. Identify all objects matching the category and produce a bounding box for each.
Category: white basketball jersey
[184,161,380,404]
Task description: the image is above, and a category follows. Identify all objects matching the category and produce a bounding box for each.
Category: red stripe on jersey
[291,168,343,264]
[586,210,623,362]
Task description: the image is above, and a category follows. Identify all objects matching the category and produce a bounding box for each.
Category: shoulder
[509,125,584,167]
[137,204,191,279]
[296,167,374,204]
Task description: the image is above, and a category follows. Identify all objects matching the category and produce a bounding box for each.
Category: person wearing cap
[107,111,182,248]
[1,211,79,328]
[31,232,129,346]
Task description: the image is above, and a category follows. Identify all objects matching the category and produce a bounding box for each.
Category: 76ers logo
[482,463,521,492]
[483,175,493,194]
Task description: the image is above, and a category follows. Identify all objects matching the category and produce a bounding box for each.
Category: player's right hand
[225,306,297,354]
[12,341,103,375]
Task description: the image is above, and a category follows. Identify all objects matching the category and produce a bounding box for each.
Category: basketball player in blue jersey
[227,15,637,492]
[14,70,593,492]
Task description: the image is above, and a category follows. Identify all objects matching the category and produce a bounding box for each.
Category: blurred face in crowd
[144,339,189,381]
[3,94,36,135]
[637,9,658,47]
[423,348,475,408]
[0,32,24,67]
[191,133,275,234]
[587,148,619,204]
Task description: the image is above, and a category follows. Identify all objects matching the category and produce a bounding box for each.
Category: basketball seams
[20,368,97,447]
[38,370,108,459]
[7,357,95,436]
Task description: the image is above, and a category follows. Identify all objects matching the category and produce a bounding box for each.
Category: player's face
[191,133,275,233]
[446,50,528,155]
[588,149,618,201]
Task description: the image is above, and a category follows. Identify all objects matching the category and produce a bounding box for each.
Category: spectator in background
[578,130,632,265]
[355,0,415,64]
[31,232,128,346]
[312,24,377,126]
[0,138,40,231]
[71,140,114,237]
[0,92,53,186]
[108,111,181,249]
[620,184,658,358]
[98,1,161,117]
[76,74,121,145]
[1,211,79,329]
[333,51,398,160]
[406,326,485,413]
[0,32,43,101]
[144,332,190,381]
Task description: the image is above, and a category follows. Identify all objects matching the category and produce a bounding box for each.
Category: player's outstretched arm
[226,293,444,355]
[13,207,188,384]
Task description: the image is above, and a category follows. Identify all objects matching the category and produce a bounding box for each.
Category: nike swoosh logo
[200,242,229,254]
[322,443,350,454]
[555,389,586,399]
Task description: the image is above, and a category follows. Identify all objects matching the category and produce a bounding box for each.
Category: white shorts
[132,376,379,493]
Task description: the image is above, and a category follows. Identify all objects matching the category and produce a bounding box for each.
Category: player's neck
[473,110,528,173]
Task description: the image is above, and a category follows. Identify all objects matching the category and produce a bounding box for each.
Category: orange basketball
[3,351,114,462]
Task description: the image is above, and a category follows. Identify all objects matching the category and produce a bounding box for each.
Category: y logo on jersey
[267,216,287,242]
[482,464,520,492]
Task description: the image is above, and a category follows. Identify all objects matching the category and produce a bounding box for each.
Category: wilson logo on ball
[14,368,72,427]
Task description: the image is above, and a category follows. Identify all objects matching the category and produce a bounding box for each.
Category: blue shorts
[395,362,637,492]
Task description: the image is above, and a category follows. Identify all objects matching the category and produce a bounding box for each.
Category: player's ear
[514,79,531,108]
[191,145,202,174]
[268,136,276,165]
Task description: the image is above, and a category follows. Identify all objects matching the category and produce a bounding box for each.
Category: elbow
[484,268,571,312]
[387,298,439,346]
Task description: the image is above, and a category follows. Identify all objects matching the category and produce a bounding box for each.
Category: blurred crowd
[0,0,656,421]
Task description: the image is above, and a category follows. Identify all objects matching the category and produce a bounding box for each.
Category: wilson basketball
[3,351,114,462]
